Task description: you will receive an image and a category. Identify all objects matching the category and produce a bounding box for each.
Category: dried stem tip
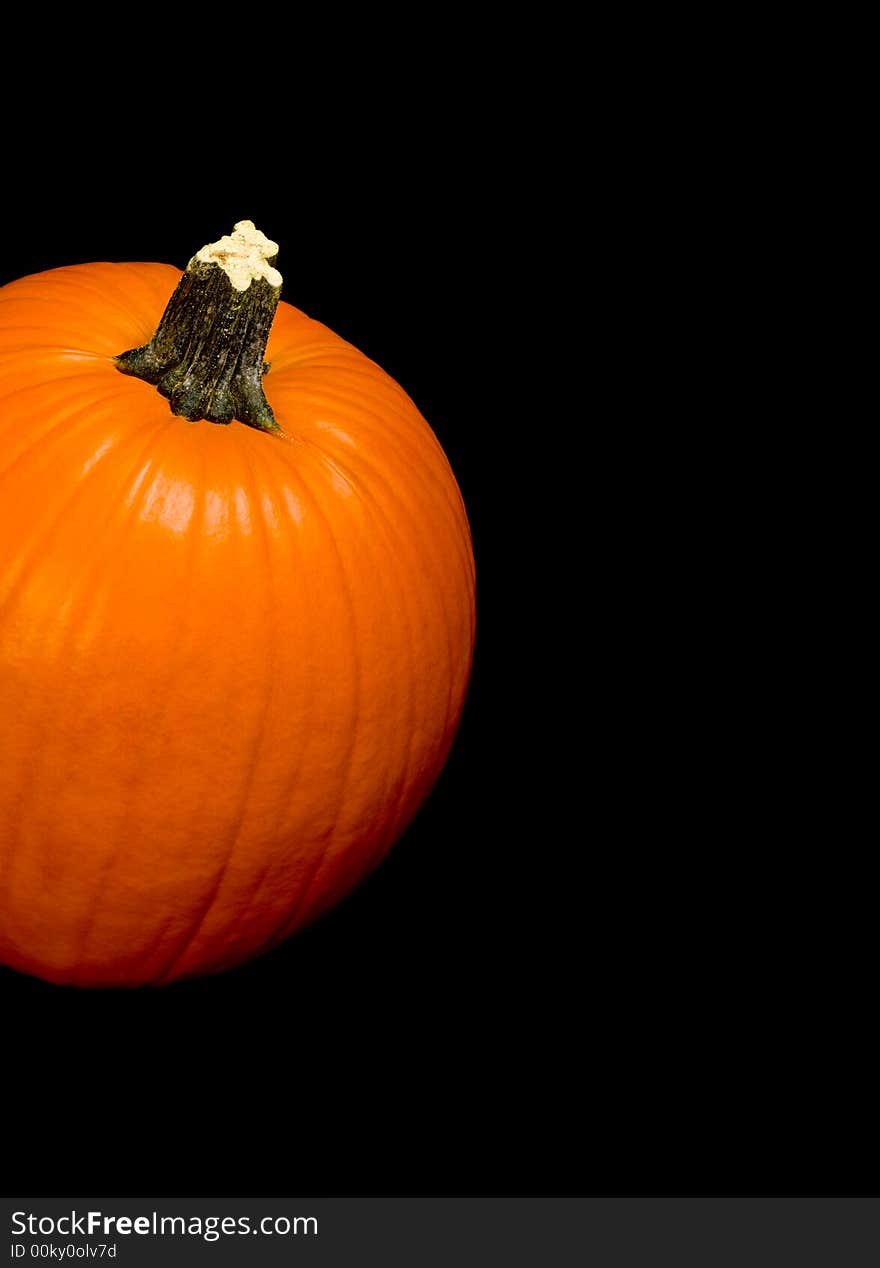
[195,220,283,291]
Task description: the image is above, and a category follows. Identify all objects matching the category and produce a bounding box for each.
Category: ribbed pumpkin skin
[0,262,475,987]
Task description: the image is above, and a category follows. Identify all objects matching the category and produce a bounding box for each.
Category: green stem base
[116,252,282,434]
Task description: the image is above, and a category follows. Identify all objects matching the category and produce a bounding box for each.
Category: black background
[0,50,873,1202]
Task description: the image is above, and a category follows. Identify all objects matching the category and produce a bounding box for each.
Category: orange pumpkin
[0,221,475,987]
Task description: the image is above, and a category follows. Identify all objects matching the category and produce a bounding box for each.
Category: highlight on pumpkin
[0,223,476,987]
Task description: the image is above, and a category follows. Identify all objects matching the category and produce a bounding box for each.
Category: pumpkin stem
[115,220,283,434]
